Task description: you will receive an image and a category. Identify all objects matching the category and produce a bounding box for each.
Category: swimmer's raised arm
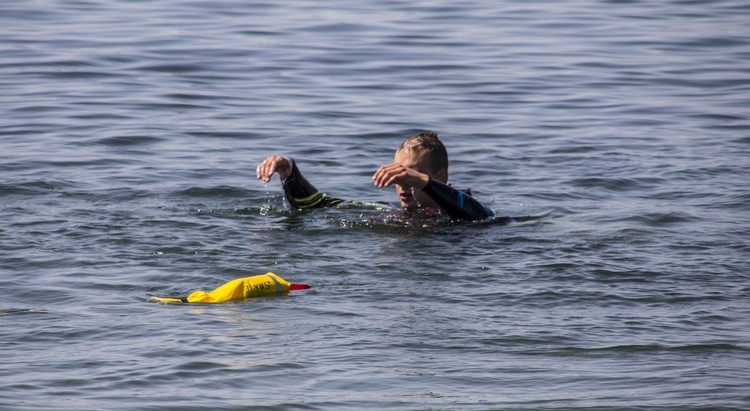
[256,156,336,209]
[256,155,292,183]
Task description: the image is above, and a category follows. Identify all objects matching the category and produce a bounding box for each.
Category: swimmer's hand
[372,163,429,190]
[256,156,293,183]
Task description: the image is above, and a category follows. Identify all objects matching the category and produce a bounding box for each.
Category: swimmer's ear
[434,168,448,184]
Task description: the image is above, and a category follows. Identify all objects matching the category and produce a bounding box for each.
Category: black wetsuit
[281,159,494,221]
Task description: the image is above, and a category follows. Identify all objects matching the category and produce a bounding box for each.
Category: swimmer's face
[393,148,447,210]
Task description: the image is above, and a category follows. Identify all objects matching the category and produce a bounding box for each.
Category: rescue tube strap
[268,273,283,293]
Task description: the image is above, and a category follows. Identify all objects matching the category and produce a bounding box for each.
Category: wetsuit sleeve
[280,159,330,209]
[421,178,494,221]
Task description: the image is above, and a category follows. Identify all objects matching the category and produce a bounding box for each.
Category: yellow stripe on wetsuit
[293,192,328,209]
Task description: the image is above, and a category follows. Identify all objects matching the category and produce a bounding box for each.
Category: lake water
[1,0,749,410]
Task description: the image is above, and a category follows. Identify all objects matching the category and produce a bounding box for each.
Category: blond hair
[397,131,448,174]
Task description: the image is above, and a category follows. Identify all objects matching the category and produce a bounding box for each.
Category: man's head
[396,132,448,182]
[393,131,449,210]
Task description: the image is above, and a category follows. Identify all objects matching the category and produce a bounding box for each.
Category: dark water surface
[2,1,749,410]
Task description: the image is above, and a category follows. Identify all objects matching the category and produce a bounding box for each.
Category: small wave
[134,63,208,74]
[633,211,694,226]
[563,343,749,354]
[0,308,47,316]
[0,180,76,195]
[566,176,663,192]
[592,211,695,227]
[187,131,262,140]
[97,135,164,147]
[173,186,253,199]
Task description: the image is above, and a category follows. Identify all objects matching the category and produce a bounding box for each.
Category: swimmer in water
[256,131,494,221]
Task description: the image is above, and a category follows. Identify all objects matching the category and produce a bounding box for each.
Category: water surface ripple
[1,0,749,410]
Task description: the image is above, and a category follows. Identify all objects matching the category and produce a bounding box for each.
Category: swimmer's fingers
[373,163,430,189]
[256,156,291,183]
[372,163,408,188]
[372,164,392,188]
[372,165,388,187]
[255,158,275,182]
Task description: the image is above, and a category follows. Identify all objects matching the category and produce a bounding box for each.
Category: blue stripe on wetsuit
[421,177,494,221]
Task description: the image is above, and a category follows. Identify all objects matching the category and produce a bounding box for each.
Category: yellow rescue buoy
[149,272,310,304]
